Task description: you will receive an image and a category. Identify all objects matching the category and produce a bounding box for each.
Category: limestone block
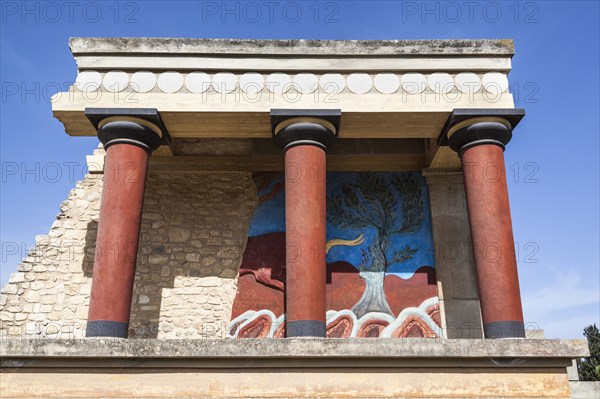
[9,274,25,283]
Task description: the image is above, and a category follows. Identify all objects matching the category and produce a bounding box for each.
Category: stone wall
[0,149,257,339]
[132,172,255,338]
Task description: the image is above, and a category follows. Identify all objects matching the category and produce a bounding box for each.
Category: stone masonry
[0,148,257,339]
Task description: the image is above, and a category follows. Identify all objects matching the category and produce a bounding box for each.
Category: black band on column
[483,320,526,338]
[287,320,327,338]
[270,109,341,152]
[97,121,162,152]
[86,320,129,338]
[448,121,512,154]
[275,123,337,152]
[437,108,525,154]
[85,108,170,153]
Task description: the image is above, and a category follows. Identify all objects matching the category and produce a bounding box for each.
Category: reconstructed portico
[52,38,527,339]
[0,38,588,398]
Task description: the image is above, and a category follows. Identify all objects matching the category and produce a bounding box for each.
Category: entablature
[52,38,520,170]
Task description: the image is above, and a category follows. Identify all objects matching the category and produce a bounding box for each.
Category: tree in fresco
[327,173,424,317]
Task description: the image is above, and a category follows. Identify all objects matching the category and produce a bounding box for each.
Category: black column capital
[270,109,341,151]
[438,108,525,156]
[85,108,171,152]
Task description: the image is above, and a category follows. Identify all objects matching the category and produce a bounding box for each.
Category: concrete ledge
[1,338,588,370]
[1,338,588,360]
[0,339,589,398]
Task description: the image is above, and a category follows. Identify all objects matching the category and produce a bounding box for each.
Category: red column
[86,143,150,338]
[84,112,164,338]
[461,144,524,338]
[284,144,327,337]
[271,110,339,338]
[445,114,526,338]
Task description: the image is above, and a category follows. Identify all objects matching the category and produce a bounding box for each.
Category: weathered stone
[64,285,79,296]
[207,297,221,305]
[143,213,163,221]
[9,273,25,283]
[48,230,63,238]
[24,291,40,303]
[47,312,62,321]
[74,199,89,209]
[59,201,71,212]
[0,312,14,321]
[148,254,169,264]
[41,296,57,305]
[86,191,100,202]
[168,226,191,242]
[17,262,32,272]
[67,262,83,273]
[2,284,18,295]
[152,221,166,229]
[185,253,201,262]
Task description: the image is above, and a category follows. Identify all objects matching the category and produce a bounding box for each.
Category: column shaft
[461,144,525,338]
[86,143,150,337]
[285,145,327,337]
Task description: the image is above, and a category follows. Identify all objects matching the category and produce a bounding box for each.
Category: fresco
[228,172,441,338]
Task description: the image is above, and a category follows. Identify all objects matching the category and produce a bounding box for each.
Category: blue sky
[1,0,598,338]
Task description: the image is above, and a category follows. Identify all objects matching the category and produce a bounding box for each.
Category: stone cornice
[70,37,515,57]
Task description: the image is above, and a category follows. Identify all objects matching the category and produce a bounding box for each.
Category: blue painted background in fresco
[248,172,435,279]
